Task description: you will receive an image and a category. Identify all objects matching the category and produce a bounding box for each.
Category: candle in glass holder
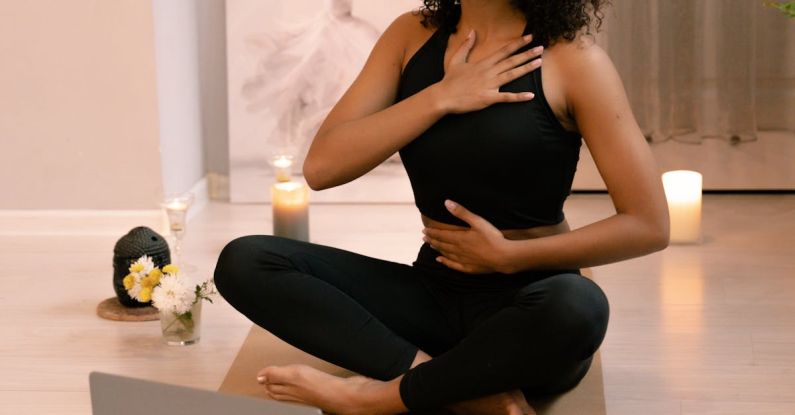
[272,181,309,241]
[662,170,702,244]
[272,155,294,183]
[161,195,193,267]
[163,199,189,237]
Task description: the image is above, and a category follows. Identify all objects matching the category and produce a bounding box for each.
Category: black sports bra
[396,21,583,230]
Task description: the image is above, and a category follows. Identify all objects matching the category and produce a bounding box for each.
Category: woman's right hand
[434,30,544,114]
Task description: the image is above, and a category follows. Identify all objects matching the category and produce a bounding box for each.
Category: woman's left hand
[423,200,513,274]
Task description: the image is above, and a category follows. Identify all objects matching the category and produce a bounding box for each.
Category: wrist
[424,82,450,116]
[496,239,521,274]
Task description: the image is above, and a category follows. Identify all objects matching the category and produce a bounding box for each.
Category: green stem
[162,311,193,332]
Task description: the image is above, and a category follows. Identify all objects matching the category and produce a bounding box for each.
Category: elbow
[651,229,670,252]
[302,156,338,191]
[635,206,670,253]
[302,160,327,191]
[656,210,672,250]
[648,219,670,252]
[305,178,326,192]
[626,212,670,254]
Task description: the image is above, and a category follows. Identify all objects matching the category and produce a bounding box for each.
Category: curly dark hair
[418,0,609,47]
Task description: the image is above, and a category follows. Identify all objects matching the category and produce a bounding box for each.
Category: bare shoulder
[381,11,436,72]
[544,35,626,118]
[546,35,605,61]
[389,9,430,33]
[532,35,611,132]
[545,35,616,85]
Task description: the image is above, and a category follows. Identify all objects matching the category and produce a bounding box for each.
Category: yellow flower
[147,269,162,286]
[162,264,179,275]
[129,263,144,273]
[139,287,152,302]
[140,277,153,289]
[123,274,136,290]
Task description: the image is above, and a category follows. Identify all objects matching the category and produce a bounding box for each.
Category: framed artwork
[227,0,418,202]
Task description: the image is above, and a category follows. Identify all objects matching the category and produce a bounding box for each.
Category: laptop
[89,372,322,415]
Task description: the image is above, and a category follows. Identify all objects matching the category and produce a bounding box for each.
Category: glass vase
[160,301,202,346]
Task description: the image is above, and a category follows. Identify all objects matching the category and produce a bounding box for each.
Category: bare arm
[303,14,443,190]
[304,13,544,190]
[500,40,670,272]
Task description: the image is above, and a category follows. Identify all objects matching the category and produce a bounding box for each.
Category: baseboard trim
[207,172,230,201]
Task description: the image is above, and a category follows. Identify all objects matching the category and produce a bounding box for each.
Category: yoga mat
[219,270,606,414]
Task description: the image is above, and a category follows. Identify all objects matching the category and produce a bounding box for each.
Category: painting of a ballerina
[228,0,417,203]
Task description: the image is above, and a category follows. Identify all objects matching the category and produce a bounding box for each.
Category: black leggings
[213,235,609,411]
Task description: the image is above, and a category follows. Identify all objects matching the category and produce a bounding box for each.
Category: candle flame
[273,155,294,169]
[274,181,304,192]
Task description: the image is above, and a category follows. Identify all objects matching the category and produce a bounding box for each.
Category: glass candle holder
[271,155,295,183]
[161,194,194,267]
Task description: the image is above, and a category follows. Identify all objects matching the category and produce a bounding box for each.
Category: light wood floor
[2,194,794,414]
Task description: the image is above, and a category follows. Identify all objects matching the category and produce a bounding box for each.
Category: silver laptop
[89,372,322,415]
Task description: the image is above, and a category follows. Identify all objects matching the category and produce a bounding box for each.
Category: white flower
[125,255,157,302]
[136,255,155,276]
[151,273,194,315]
[127,273,144,301]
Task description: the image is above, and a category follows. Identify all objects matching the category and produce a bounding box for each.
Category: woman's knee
[213,235,284,296]
[516,273,610,358]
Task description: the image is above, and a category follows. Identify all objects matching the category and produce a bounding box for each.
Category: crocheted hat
[112,226,171,307]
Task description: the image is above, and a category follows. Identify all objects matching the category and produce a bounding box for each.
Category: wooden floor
[1,194,794,414]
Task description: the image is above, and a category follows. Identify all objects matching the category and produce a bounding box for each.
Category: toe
[262,365,293,384]
[256,367,268,382]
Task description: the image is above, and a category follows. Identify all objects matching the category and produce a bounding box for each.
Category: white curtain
[600,0,795,144]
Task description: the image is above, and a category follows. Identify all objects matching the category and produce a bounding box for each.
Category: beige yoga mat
[219,270,606,414]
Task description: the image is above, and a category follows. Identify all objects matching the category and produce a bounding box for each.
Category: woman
[214,0,670,414]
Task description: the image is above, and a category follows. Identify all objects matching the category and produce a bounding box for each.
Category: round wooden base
[96,297,159,322]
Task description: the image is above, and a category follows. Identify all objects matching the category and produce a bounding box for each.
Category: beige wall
[0,0,163,209]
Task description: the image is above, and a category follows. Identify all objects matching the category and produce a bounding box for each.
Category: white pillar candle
[662,170,703,244]
[272,181,309,241]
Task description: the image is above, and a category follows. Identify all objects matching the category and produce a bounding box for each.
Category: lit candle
[162,199,189,237]
[271,181,309,241]
[165,200,188,211]
[662,170,703,244]
[161,194,194,266]
[272,155,294,183]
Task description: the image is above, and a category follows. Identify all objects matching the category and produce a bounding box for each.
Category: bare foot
[448,389,536,415]
[256,364,403,415]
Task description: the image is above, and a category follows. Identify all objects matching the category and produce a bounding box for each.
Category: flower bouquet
[123,255,216,345]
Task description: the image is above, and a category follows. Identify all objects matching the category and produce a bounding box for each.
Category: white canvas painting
[228,0,419,203]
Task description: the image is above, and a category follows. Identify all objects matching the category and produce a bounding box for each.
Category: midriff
[421,214,571,241]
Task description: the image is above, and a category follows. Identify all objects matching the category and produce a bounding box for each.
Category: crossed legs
[214,235,609,413]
